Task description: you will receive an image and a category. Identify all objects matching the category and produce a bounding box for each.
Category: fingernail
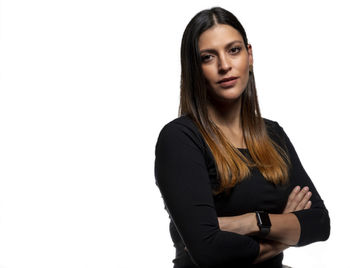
[295,186,300,191]
[303,186,309,192]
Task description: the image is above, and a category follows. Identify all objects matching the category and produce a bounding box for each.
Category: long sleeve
[273,122,331,246]
[154,119,260,268]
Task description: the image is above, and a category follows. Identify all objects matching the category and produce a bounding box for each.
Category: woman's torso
[163,115,293,268]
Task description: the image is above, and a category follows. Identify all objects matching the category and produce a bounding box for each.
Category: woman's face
[198,24,253,103]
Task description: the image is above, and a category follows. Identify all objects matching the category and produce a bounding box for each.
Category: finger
[287,186,301,202]
[289,186,309,210]
[283,186,301,213]
[296,191,312,211]
[304,200,312,210]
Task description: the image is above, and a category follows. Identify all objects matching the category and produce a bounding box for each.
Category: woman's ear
[247,44,253,66]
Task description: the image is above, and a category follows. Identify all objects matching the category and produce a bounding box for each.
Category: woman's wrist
[248,212,260,235]
[218,213,259,235]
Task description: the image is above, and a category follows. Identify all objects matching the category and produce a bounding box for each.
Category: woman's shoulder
[263,117,284,132]
[156,115,206,148]
[162,114,197,129]
[159,116,286,139]
[262,117,288,148]
[263,117,280,128]
[157,116,288,150]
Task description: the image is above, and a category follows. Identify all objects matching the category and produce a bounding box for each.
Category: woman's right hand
[283,186,312,213]
[253,240,289,264]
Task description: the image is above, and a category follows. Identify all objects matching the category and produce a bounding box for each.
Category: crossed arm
[217,185,312,263]
[156,120,329,266]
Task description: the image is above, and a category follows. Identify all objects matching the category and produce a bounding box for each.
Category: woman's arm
[155,120,260,267]
[266,185,313,245]
[186,239,290,264]
[253,241,289,264]
[219,121,330,248]
[218,185,312,245]
[219,185,312,264]
[276,122,330,246]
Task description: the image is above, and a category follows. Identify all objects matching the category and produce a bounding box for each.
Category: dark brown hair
[179,7,290,195]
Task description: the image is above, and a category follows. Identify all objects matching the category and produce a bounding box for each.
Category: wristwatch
[255,211,271,237]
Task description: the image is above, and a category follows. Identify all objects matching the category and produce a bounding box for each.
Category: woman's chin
[209,94,243,106]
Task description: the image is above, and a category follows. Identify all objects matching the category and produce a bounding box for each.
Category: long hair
[179,7,290,195]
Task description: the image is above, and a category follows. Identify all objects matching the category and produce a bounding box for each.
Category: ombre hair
[179,7,290,195]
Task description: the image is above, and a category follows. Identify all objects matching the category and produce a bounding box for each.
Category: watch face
[258,211,271,227]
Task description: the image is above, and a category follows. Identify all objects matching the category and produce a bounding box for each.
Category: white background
[0,0,349,267]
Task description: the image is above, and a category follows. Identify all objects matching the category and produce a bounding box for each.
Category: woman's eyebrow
[199,40,243,54]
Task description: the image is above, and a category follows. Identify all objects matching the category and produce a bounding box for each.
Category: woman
[154,7,330,268]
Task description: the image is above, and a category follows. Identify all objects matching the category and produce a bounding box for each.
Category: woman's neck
[207,97,242,131]
[207,97,246,148]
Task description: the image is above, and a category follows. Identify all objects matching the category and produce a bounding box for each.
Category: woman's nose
[218,55,231,74]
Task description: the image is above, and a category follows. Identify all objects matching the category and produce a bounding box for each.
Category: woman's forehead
[198,24,243,50]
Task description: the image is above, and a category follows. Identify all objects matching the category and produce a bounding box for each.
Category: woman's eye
[229,46,242,54]
[201,54,213,63]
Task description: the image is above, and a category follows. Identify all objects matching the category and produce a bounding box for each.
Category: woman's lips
[217,77,239,88]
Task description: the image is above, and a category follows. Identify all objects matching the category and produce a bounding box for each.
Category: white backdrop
[0,0,349,267]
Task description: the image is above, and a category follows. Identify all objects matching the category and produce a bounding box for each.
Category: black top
[154,115,330,268]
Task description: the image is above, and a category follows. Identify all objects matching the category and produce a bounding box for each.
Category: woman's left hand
[283,186,312,214]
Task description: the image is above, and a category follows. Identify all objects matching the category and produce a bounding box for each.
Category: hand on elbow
[283,186,312,213]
